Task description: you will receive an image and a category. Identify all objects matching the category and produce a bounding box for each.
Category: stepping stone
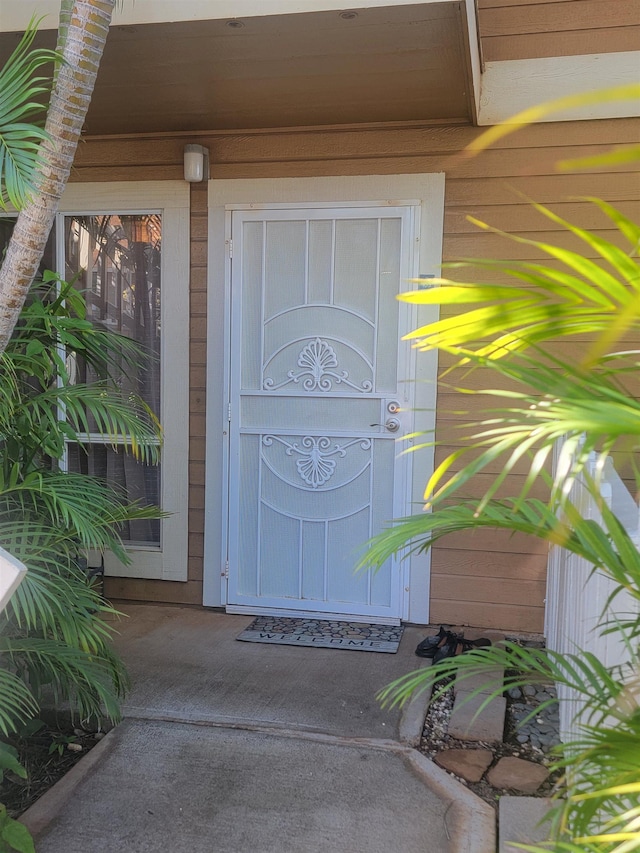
[487,756,550,794]
[434,748,494,783]
[449,692,506,742]
[499,796,554,852]
[454,666,504,696]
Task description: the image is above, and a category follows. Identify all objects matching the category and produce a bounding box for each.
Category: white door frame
[204,174,445,625]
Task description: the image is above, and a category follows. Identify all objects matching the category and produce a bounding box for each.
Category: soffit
[0,3,472,134]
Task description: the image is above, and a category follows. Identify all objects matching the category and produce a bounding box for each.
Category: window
[1,183,190,581]
[63,213,162,547]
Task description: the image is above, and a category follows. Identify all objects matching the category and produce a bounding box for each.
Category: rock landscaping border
[420,677,561,807]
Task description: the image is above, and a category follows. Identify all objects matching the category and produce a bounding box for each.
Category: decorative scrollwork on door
[263,435,372,489]
[263,337,373,393]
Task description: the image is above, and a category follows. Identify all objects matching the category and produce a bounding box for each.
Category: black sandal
[415,626,462,659]
[432,635,492,664]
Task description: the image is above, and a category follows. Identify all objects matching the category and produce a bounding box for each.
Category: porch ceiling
[0,2,473,135]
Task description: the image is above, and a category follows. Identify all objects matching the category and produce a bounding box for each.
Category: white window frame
[57,182,190,581]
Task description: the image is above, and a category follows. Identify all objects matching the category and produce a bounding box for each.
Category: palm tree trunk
[0,0,115,354]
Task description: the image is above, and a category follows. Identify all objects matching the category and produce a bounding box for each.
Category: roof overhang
[0,2,479,135]
[2,0,470,27]
[1,1,637,134]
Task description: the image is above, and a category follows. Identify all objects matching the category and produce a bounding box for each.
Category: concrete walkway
[22,605,496,852]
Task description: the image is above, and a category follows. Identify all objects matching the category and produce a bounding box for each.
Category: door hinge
[227,239,233,258]
[222,560,229,579]
[227,401,232,422]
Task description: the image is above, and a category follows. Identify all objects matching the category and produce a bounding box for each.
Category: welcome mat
[236,616,404,653]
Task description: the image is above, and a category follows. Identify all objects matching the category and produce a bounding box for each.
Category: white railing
[545,451,640,740]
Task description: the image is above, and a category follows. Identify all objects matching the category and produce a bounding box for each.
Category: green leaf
[558,143,640,172]
[0,743,26,781]
[0,813,36,853]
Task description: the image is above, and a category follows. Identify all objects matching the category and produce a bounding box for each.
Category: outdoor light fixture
[183,144,209,182]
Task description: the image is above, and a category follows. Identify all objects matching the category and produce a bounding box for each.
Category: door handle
[371,418,401,432]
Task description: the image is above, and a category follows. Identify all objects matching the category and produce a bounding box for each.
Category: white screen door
[227,205,415,622]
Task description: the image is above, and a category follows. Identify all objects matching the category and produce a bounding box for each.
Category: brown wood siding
[93,115,640,633]
[104,181,208,607]
[478,0,640,61]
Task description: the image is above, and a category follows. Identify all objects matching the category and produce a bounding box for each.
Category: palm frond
[0,636,125,726]
[418,351,640,508]
[0,19,61,209]
[401,202,640,361]
[0,666,39,735]
[0,519,129,731]
[554,715,640,849]
[0,472,165,562]
[18,381,161,463]
[377,641,629,721]
[515,843,623,852]
[3,547,122,652]
[361,497,640,619]
[558,143,640,173]
[8,277,154,385]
